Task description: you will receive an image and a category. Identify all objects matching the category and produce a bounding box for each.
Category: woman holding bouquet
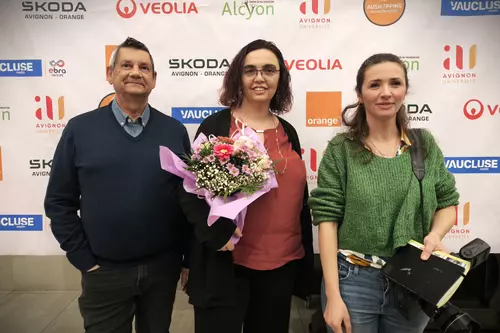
[178,39,313,333]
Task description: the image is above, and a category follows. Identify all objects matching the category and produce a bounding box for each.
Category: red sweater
[230,116,306,270]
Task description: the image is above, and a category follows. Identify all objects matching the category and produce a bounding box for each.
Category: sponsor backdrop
[0,0,499,256]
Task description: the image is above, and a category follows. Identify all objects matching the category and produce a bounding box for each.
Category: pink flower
[246,150,257,161]
[214,144,234,160]
[206,155,216,163]
[229,167,240,177]
[242,165,252,175]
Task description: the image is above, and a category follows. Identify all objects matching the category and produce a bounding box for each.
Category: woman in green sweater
[308,53,460,333]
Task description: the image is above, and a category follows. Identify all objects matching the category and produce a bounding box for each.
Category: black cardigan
[178,108,314,308]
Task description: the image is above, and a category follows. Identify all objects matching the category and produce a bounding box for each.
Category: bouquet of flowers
[159,126,278,244]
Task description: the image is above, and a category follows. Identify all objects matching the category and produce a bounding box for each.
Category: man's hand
[218,227,243,251]
[421,232,449,260]
[87,264,100,272]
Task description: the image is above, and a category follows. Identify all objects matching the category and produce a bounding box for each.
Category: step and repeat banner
[0,0,499,256]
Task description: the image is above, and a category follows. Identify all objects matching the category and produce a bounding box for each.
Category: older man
[44,37,190,333]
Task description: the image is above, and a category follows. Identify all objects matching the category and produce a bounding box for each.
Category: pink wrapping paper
[159,127,278,244]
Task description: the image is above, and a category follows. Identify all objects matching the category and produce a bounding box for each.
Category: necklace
[232,112,288,175]
[365,137,400,158]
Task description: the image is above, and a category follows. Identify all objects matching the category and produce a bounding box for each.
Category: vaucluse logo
[116,0,199,19]
[0,60,43,77]
[22,1,86,20]
[0,215,44,231]
[441,0,500,16]
[171,107,224,124]
[445,157,499,174]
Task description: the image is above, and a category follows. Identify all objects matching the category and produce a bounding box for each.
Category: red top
[230,116,306,270]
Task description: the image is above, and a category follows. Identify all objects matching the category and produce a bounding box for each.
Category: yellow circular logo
[99,93,115,108]
[364,0,405,26]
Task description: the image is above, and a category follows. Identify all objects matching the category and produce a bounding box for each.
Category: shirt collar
[361,129,412,151]
[400,130,412,147]
[111,98,150,127]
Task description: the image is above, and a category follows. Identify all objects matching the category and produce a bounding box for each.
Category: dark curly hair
[219,39,293,115]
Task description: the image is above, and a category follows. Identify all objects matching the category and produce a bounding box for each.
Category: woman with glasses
[179,39,314,333]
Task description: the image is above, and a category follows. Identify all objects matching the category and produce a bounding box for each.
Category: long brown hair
[219,39,293,115]
[342,53,410,147]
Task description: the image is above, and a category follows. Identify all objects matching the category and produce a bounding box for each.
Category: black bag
[309,308,327,333]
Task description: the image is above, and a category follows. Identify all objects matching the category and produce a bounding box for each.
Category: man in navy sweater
[44,37,190,333]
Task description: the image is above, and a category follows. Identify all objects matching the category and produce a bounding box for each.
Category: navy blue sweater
[44,105,191,272]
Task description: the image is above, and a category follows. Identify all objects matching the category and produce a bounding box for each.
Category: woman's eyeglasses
[243,65,280,78]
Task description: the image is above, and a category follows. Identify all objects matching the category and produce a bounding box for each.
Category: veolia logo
[116,0,137,18]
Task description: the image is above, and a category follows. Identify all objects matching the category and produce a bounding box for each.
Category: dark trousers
[194,260,297,333]
[78,254,182,333]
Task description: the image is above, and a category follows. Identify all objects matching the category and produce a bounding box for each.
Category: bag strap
[406,128,426,239]
[407,128,425,181]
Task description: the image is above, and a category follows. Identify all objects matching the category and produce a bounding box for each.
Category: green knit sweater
[308,129,460,257]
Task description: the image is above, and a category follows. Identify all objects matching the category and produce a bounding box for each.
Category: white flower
[257,158,271,169]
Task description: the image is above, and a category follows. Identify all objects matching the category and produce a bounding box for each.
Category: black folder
[381,240,470,308]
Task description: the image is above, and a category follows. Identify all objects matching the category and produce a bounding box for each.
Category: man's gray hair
[108,37,155,73]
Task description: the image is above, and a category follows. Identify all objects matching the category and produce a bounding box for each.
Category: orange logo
[105,45,118,78]
[0,146,3,181]
[305,92,342,127]
[99,93,116,108]
[364,0,405,26]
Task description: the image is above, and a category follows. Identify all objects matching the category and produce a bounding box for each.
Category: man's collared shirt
[111,99,150,137]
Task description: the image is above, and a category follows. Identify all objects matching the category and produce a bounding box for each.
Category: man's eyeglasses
[243,65,280,78]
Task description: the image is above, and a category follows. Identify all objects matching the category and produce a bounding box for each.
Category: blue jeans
[321,255,429,333]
